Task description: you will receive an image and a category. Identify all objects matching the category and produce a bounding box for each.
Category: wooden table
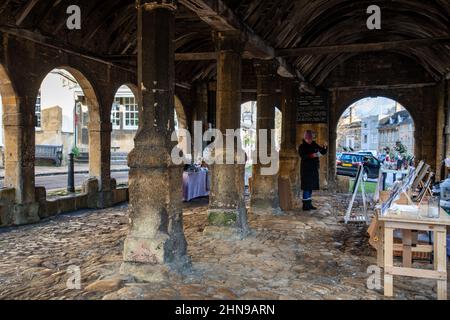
[378,207,450,300]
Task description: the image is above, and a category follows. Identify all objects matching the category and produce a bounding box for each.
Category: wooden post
[384,227,394,297]
[434,230,447,300]
[402,229,412,268]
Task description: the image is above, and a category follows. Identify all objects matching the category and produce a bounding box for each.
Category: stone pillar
[436,81,446,181]
[121,0,189,282]
[88,121,112,208]
[190,82,209,161]
[250,60,281,214]
[445,80,450,179]
[206,31,248,239]
[279,79,301,210]
[328,91,338,191]
[3,96,39,224]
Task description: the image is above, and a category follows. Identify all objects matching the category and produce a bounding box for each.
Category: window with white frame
[111,99,121,130]
[35,91,42,129]
[123,96,138,130]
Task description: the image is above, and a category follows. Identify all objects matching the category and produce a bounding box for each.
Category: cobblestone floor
[0,193,447,300]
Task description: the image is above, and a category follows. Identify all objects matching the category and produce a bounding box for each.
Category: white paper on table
[390,204,419,214]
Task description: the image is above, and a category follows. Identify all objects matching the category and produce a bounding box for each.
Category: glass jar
[427,196,440,218]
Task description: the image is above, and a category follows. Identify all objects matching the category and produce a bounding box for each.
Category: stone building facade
[337,119,362,151]
[1,73,139,166]
[77,85,138,154]
[35,106,73,162]
[361,115,379,152]
[378,110,415,155]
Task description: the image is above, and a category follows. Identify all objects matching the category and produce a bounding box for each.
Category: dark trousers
[303,190,313,201]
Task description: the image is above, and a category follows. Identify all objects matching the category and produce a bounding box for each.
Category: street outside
[0,164,129,192]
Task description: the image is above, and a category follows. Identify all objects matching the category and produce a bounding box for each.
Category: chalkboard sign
[296,93,328,124]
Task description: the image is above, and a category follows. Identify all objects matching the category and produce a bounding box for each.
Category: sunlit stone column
[121,0,189,282]
[3,95,39,224]
[250,60,281,214]
[88,120,112,208]
[279,79,301,210]
[205,31,249,239]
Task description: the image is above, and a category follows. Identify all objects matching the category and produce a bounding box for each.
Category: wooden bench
[36,145,63,166]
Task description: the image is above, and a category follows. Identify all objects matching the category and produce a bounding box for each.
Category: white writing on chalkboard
[297,95,328,123]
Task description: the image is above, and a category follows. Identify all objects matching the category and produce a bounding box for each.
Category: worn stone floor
[0,193,447,300]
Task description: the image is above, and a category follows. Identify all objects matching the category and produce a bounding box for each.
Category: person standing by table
[298,130,328,211]
[395,140,407,170]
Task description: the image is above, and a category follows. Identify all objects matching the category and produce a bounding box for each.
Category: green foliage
[208,211,237,227]
[349,180,377,194]
[72,146,80,158]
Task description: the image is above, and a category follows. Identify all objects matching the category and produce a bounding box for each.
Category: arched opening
[110,84,139,188]
[274,107,282,152]
[34,67,100,196]
[241,101,257,189]
[336,97,416,190]
[240,101,282,189]
[174,95,189,158]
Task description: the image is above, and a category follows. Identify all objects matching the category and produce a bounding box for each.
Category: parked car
[357,150,377,157]
[337,153,381,181]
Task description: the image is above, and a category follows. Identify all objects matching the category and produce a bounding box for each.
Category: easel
[345,165,369,224]
[410,162,429,195]
[416,172,434,205]
[373,169,384,203]
[369,161,437,272]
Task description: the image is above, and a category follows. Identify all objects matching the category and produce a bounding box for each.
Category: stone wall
[111,130,136,153]
[323,52,444,187]
[0,33,136,225]
[0,178,128,227]
[35,106,74,164]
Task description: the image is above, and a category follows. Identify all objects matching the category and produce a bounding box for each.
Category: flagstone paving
[0,193,446,300]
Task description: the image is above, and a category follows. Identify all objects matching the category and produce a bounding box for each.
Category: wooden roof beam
[179,0,307,84]
[276,37,450,57]
[16,0,40,26]
[180,0,274,59]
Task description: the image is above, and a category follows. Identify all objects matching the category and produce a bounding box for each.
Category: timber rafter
[0,0,448,86]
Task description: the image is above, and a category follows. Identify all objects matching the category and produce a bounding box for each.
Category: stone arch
[332,92,420,162]
[36,66,111,200]
[37,66,101,124]
[174,95,188,130]
[110,83,140,111]
[110,83,140,155]
[329,90,428,189]
[174,95,189,157]
[334,93,418,128]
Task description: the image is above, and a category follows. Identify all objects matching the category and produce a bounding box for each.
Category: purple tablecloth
[183,170,209,201]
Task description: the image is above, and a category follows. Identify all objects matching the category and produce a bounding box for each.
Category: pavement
[0,193,445,300]
[0,164,130,191]
[0,164,129,179]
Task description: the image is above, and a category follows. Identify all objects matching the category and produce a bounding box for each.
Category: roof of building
[1,1,448,85]
[378,110,414,129]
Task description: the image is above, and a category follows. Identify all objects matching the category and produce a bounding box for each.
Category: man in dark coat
[298,130,328,211]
